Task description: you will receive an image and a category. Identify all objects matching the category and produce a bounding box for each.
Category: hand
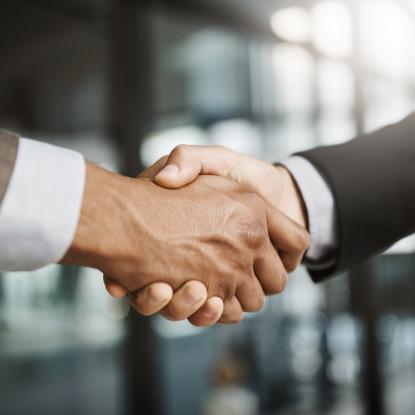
[153,145,307,228]
[62,162,308,325]
[108,146,309,326]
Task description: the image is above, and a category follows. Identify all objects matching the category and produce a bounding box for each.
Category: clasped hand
[64,146,309,327]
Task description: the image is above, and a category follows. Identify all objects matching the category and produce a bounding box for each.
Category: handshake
[62,146,309,327]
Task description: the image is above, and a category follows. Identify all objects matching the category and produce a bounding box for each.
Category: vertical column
[349,2,385,415]
[109,0,153,176]
[109,1,160,415]
[349,260,385,415]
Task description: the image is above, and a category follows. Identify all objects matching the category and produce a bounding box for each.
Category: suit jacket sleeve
[0,130,19,207]
[297,113,415,281]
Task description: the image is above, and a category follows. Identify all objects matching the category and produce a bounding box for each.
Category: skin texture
[153,146,307,228]
[62,162,309,325]
[105,146,309,326]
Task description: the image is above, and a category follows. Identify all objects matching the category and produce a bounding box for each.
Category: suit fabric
[299,114,415,281]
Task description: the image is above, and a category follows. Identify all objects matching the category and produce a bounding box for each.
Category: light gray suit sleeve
[0,130,19,207]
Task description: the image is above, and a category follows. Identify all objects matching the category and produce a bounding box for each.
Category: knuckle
[284,257,298,273]
[276,270,288,293]
[225,201,267,248]
[172,144,190,157]
[255,294,266,311]
[295,227,310,252]
[267,270,288,295]
[246,295,265,312]
[249,221,267,247]
[234,217,266,248]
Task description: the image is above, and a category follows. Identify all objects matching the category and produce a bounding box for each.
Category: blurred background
[1,0,415,414]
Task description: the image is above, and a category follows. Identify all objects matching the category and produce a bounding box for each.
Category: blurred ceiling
[0,0,319,34]
[0,0,320,72]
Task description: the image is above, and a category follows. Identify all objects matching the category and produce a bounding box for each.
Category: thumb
[154,147,203,188]
[154,145,235,189]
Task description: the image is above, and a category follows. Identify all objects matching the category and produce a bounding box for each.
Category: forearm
[298,113,415,279]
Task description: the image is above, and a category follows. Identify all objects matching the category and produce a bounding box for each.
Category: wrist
[249,160,307,229]
[60,163,129,270]
[274,165,308,229]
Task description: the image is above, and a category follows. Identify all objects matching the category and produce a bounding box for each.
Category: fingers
[219,296,244,324]
[103,276,128,298]
[154,145,237,189]
[236,274,266,312]
[161,281,208,321]
[188,297,224,327]
[254,242,288,295]
[130,283,173,316]
[139,156,169,179]
[265,204,310,272]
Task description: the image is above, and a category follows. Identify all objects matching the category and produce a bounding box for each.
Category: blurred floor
[275,368,415,415]
[0,345,123,415]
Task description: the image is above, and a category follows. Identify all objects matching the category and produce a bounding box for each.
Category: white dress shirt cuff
[0,138,85,271]
[281,156,339,269]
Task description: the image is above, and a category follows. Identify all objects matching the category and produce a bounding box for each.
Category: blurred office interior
[1,0,415,414]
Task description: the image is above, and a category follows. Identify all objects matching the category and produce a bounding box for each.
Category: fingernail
[157,164,179,178]
[148,286,170,305]
[202,308,217,318]
[148,291,163,305]
[182,288,203,307]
